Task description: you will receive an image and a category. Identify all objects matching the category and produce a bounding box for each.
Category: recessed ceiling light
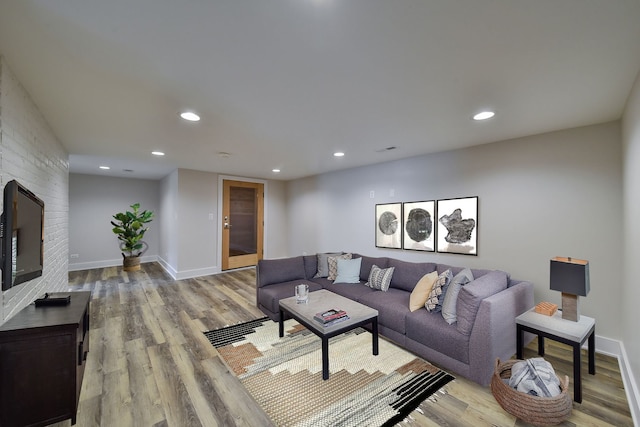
[272,169,281,173]
[334,152,345,157]
[152,151,165,156]
[473,111,496,121]
[180,111,200,122]
[99,166,110,170]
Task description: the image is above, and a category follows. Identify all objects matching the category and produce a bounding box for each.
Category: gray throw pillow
[441,268,473,324]
[314,252,342,278]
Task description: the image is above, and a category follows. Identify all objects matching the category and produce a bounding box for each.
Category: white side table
[516,308,595,403]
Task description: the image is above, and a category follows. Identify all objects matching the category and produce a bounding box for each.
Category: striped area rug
[204,318,454,427]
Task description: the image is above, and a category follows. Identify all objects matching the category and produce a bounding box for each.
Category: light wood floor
[56,262,633,427]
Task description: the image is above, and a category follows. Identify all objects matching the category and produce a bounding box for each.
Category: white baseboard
[70,255,225,281]
[69,255,158,272]
[155,256,221,280]
[594,335,639,426]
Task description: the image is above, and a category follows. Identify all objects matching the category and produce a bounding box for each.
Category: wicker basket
[491,358,572,426]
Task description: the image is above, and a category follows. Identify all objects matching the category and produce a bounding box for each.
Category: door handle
[224,222,232,229]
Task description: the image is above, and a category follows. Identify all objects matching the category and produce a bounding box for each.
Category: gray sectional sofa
[256,253,534,386]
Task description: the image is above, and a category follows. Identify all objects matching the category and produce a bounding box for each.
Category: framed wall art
[402,200,435,251]
[436,196,478,255]
[375,203,402,249]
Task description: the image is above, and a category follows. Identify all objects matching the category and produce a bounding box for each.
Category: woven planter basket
[491,358,572,426]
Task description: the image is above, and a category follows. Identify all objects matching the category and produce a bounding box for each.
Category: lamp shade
[550,257,590,296]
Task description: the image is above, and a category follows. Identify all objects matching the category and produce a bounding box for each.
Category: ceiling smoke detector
[376,146,397,153]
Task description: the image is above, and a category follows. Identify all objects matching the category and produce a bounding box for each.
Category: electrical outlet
[370,191,375,199]
[208,213,214,220]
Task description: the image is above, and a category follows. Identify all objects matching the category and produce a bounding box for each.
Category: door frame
[217,175,268,271]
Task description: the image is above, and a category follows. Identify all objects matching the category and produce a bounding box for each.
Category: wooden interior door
[222,180,264,270]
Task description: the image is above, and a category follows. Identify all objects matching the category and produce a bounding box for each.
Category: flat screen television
[1,180,45,291]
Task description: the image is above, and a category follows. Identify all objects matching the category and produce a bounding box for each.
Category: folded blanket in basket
[509,357,561,397]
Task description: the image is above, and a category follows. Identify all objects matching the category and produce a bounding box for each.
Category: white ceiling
[1,0,639,181]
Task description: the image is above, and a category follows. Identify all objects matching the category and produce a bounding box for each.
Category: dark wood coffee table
[279,289,379,380]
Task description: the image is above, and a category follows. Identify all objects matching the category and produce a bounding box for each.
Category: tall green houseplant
[111,203,154,271]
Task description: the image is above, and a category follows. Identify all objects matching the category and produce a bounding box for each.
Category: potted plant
[111,203,154,271]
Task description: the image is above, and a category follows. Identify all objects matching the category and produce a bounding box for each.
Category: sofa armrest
[256,256,306,288]
[468,281,534,385]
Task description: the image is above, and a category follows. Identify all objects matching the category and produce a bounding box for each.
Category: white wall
[287,121,623,340]
[67,168,288,279]
[158,170,179,274]
[176,169,218,276]
[0,57,69,321]
[265,178,288,258]
[622,69,640,422]
[68,174,160,270]
[156,169,288,279]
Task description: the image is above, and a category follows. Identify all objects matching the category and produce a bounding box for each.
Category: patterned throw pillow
[365,264,395,291]
[314,252,342,278]
[425,269,453,312]
[327,253,352,281]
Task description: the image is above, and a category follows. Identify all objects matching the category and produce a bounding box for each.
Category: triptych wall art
[375,196,478,255]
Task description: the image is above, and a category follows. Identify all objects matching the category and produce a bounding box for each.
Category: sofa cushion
[323,281,376,301]
[327,253,352,280]
[457,270,509,335]
[257,280,324,314]
[257,256,306,287]
[303,255,318,279]
[442,268,474,324]
[425,269,453,312]
[365,265,395,291]
[358,256,389,281]
[471,268,500,281]
[436,264,464,277]
[387,259,437,292]
[334,257,362,284]
[409,271,438,312]
[313,252,342,278]
[406,309,471,364]
[358,289,411,334]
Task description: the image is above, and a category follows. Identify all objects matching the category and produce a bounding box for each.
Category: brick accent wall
[0,57,69,322]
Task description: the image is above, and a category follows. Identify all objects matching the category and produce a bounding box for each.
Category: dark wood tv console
[0,291,91,426]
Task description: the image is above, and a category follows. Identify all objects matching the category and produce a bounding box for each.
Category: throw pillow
[457,270,509,335]
[441,268,474,324]
[333,257,363,284]
[365,265,395,291]
[409,271,438,312]
[314,252,342,278]
[425,269,453,312]
[327,253,352,281]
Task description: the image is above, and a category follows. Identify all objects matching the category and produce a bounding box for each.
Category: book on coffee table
[314,309,347,324]
[321,315,350,327]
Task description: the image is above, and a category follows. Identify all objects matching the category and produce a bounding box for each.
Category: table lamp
[550,256,590,321]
